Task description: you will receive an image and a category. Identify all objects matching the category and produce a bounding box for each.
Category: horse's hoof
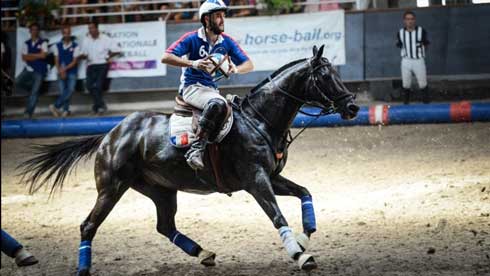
[296,232,310,252]
[198,249,216,267]
[77,268,91,276]
[298,254,317,271]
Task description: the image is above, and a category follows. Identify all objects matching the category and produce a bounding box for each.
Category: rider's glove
[191,59,213,71]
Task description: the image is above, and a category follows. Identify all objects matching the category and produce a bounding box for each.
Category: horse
[18,45,359,275]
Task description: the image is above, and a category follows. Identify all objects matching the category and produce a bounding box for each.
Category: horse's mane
[250,58,307,94]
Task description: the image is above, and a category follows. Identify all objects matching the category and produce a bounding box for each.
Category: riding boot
[185,98,227,170]
[403,88,410,105]
[421,86,430,104]
[185,119,213,170]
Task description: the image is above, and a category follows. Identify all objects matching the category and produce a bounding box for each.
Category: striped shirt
[396,26,429,59]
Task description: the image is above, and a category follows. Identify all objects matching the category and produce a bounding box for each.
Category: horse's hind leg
[77,170,130,276]
[131,183,216,266]
[271,175,316,251]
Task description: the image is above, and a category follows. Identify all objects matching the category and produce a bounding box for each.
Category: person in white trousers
[396,11,430,104]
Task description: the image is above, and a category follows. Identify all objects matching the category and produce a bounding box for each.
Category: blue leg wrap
[78,240,92,271]
[169,230,201,257]
[301,195,317,233]
[1,229,23,258]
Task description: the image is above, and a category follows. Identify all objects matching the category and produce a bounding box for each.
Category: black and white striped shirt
[396,26,429,59]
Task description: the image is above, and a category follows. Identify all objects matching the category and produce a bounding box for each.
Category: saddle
[171,96,234,194]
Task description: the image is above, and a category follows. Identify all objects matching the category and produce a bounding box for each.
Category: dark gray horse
[19,45,359,275]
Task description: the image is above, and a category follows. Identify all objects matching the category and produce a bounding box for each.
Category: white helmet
[199,0,228,24]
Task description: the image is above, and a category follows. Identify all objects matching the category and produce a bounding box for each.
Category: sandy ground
[1,123,489,276]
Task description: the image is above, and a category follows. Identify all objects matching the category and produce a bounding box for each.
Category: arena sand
[1,123,489,276]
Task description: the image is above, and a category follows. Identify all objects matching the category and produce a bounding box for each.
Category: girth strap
[207,144,231,195]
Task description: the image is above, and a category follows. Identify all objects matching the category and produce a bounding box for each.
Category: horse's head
[302,45,359,120]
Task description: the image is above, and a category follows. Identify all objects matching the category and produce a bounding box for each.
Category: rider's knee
[207,98,227,115]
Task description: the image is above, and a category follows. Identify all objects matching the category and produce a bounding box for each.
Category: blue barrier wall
[2,102,489,138]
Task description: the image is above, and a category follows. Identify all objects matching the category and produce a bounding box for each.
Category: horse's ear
[316,45,325,59]
[312,45,318,57]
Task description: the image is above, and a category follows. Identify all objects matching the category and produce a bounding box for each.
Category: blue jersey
[166,27,249,92]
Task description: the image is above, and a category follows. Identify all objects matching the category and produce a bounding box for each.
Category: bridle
[240,57,355,154]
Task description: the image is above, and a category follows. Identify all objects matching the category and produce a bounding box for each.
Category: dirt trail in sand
[1,123,489,276]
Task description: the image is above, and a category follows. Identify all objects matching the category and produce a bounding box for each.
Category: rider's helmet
[199,0,228,26]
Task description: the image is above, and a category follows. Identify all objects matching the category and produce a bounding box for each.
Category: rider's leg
[181,84,228,170]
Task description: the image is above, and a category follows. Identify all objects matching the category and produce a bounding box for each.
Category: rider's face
[207,11,225,35]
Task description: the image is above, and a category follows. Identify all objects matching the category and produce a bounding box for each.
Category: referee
[396,11,430,104]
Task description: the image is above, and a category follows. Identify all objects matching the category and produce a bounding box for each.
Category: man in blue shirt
[49,25,80,117]
[15,23,48,119]
[162,0,254,170]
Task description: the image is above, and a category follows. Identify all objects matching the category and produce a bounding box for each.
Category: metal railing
[1,0,357,24]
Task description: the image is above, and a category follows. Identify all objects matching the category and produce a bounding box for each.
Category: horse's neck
[247,84,302,141]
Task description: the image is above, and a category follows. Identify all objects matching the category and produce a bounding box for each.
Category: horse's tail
[17,135,104,195]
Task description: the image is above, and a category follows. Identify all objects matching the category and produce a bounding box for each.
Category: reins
[240,58,348,157]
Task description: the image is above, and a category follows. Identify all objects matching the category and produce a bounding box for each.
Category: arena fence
[1,0,357,24]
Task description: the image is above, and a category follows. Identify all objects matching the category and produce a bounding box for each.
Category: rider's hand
[227,62,238,75]
[191,59,213,72]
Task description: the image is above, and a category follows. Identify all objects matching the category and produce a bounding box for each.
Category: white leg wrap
[295,232,309,251]
[279,226,302,259]
[298,253,314,269]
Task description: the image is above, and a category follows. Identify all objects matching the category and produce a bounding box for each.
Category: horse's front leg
[270,175,316,251]
[246,169,317,271]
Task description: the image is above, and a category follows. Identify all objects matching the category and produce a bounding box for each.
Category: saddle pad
[169,112,234,148]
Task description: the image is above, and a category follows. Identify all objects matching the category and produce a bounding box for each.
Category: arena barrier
[2,102,489,138]
[293,101,490,127]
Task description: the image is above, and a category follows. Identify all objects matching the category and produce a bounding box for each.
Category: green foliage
[263,0,293,13]
[18,0,62,27]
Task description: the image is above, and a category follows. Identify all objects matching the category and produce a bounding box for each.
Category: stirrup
[185,147,205,170]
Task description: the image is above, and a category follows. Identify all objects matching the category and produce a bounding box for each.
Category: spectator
[396,11,430,104]
[120,0,144,22]
[81,0,108,23]
[173,1,198,22]
[1,32,13,90]
[15,22,48,119]
[229,0,257,17]
[61,0,82,25]
[2,34,14,114]
[79,21,121,115]
[1,229,39,267]
[154,2,173,21]
[49,25,80,117]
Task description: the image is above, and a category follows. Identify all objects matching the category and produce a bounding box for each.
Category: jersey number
[199,45,208,58]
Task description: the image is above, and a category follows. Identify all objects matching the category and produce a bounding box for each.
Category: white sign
[226,10,346,71]
[16,21,167,80]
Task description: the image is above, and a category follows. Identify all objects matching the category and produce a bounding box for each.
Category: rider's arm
[161,53,193,68]
[235,59,253,74]
[225,35,254,74]
[162,32,212,70]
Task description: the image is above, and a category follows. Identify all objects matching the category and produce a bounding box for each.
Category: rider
[162,0,254,170]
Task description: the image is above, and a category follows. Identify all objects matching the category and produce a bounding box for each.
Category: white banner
[16,21,167,80]
[226,11,345,71]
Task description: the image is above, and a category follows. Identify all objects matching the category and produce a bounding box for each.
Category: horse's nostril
[347,103,360,114]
